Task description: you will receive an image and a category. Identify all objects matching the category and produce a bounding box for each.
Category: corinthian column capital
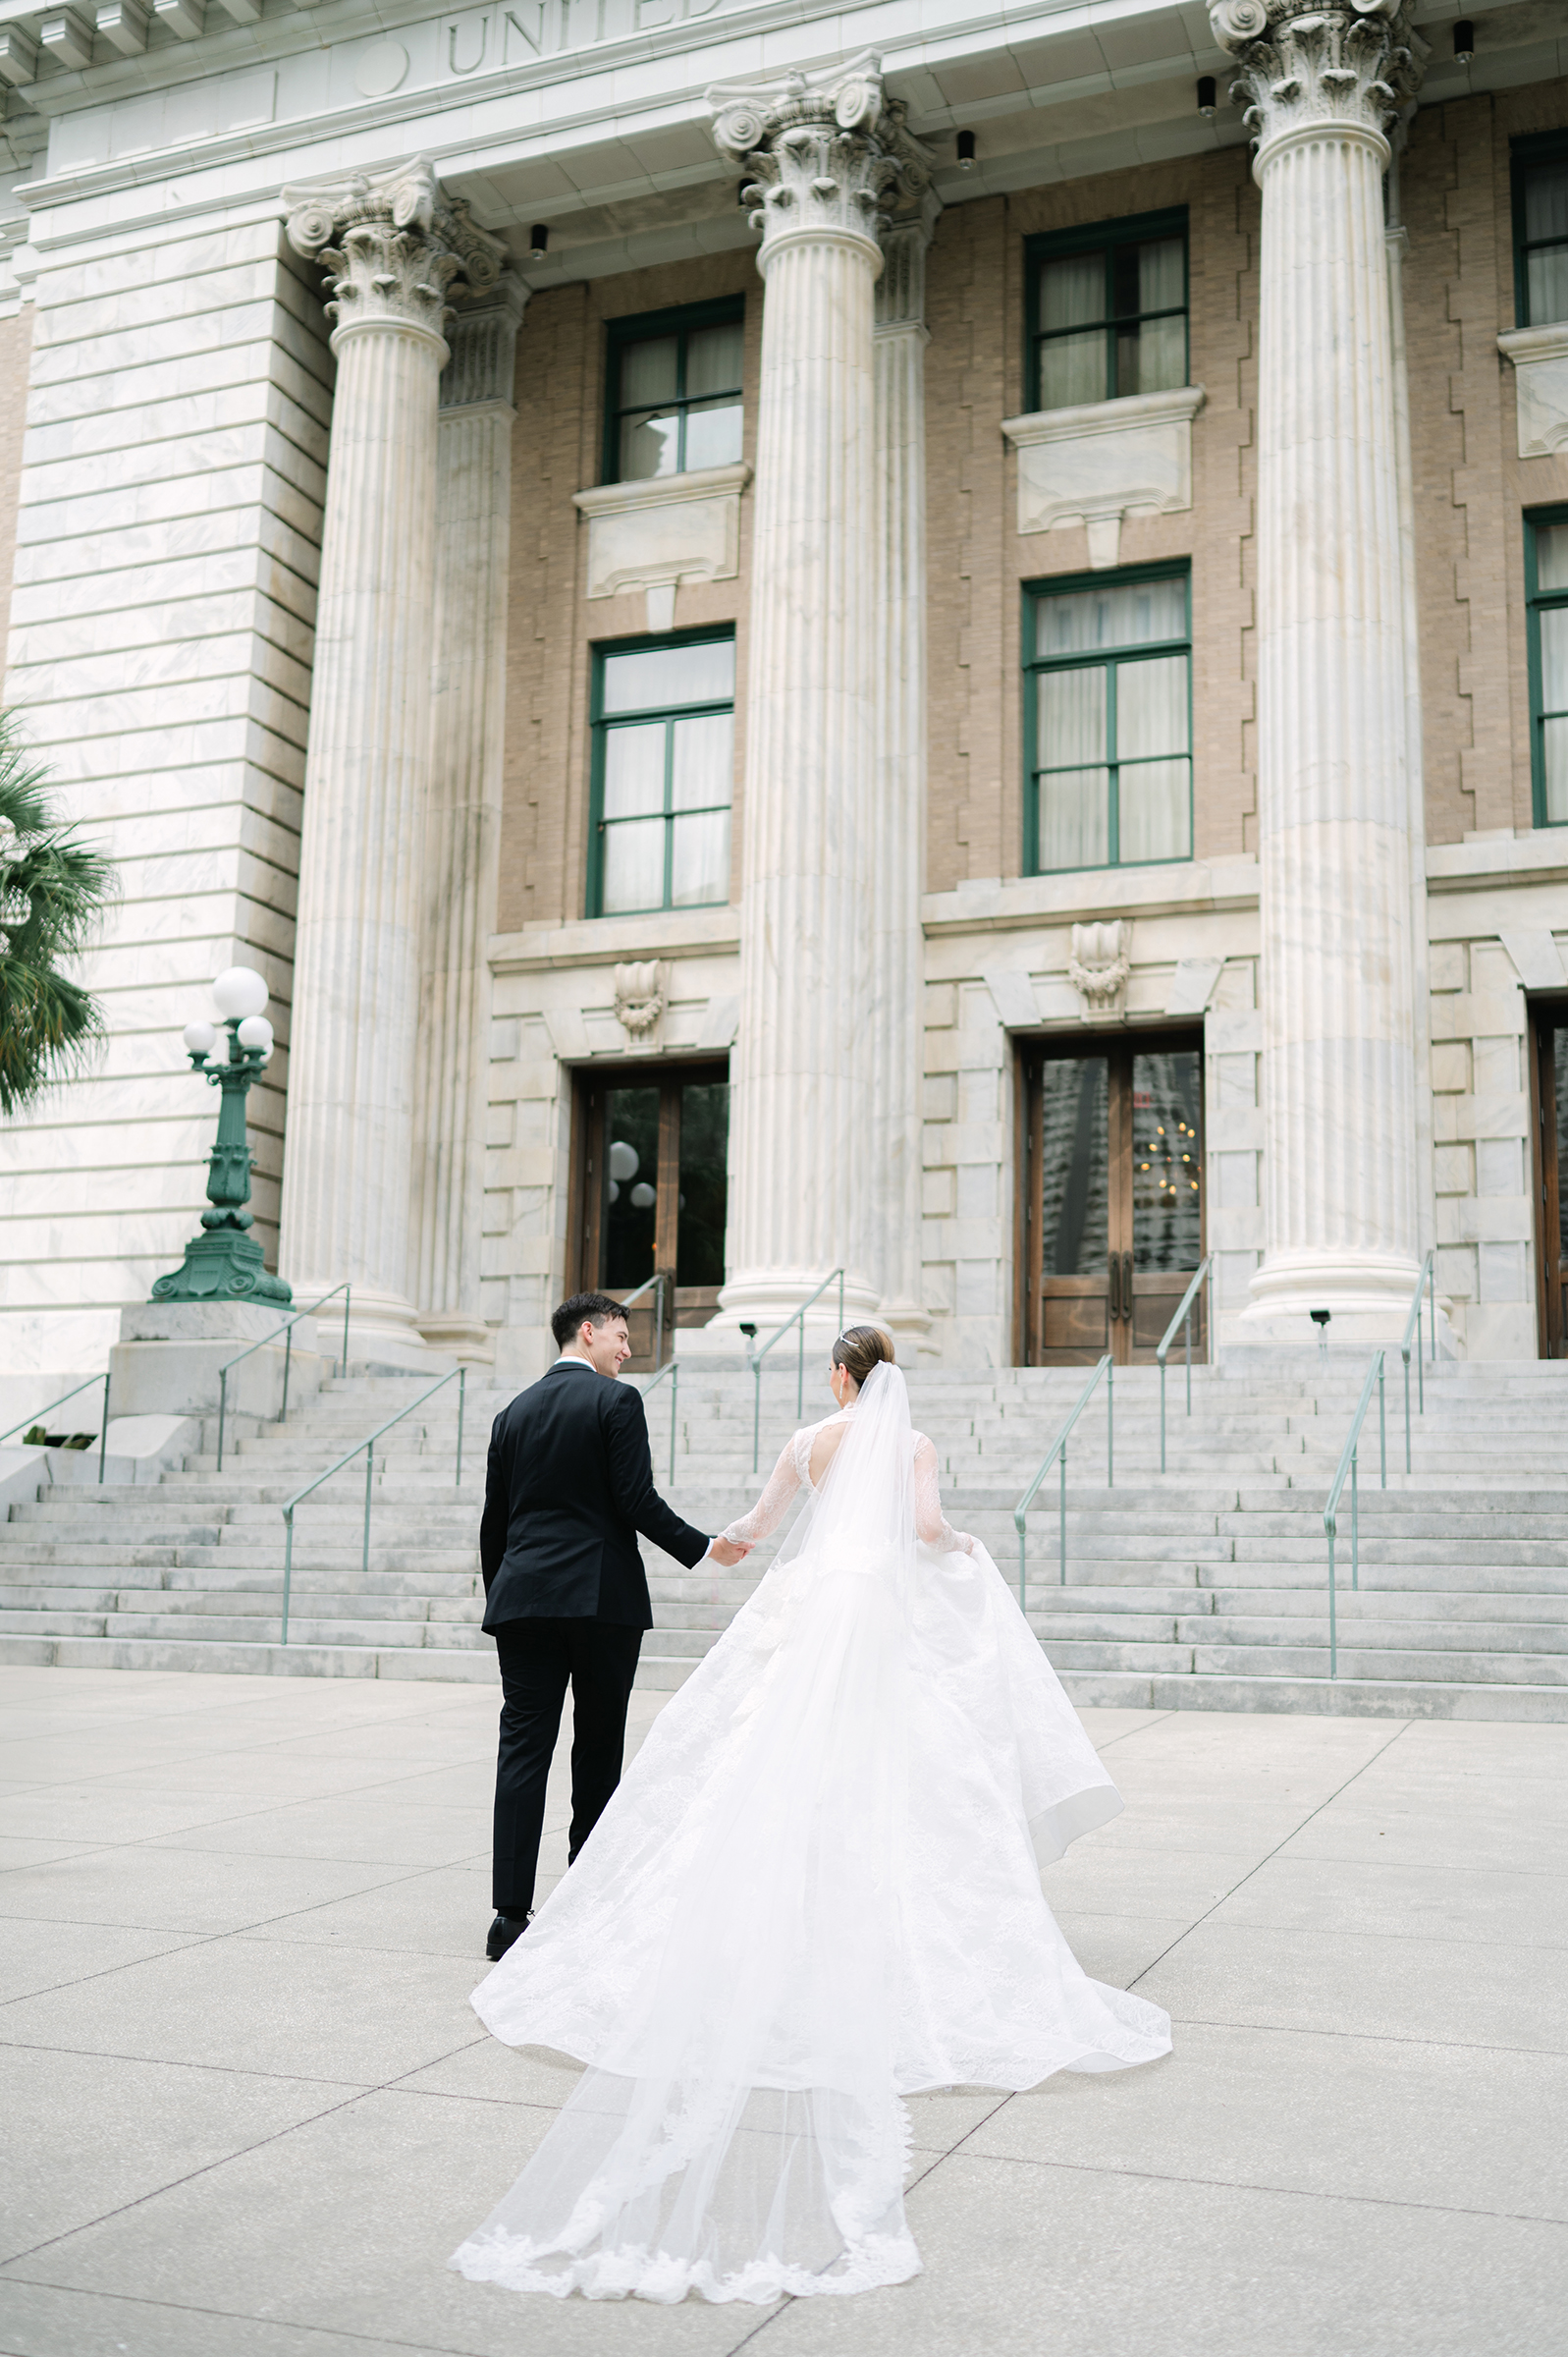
[1209,0,1427,167]
[283,157,509,355]
[708,51,934,272]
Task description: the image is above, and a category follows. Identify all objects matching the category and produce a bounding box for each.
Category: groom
[478,1290,749,1960]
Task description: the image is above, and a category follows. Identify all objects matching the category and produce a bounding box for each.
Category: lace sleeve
[913,1435,975,1556]
[720,1436,804,1546]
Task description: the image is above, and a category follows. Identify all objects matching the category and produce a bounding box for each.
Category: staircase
[3,1355,1567,1720]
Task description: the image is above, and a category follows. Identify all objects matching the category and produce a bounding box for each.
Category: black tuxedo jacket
[479,1359,709,1631]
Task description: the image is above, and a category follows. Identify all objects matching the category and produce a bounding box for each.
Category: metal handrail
[618,1271,669,1370]
[216,1285,352,1471]
[638,1357,679,1486]
[279,1364,466,1645]
[1399,1248,1437,1472]
[748,1270,846,1472]
[1156,1253,1216,1473]
[1,1372,112,1485]
[1012,1353,1113,1608]
[1322,1348,1387,1679]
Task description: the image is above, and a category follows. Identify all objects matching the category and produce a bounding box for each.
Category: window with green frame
[1026,210,1188,412]
[1024,567,1192,874]
[1513,133,1568,328]
[603,300,744,485]
[589,632,734,916]
[1527,508,1568,828]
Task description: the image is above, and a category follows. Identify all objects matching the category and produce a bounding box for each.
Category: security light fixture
[1452,20,1474,63]
[956,130,976,170]
[1197,76,1217,118]
[529,224,549,259]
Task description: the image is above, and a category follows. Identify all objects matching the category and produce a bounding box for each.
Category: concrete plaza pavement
[0,1666,1564,2357]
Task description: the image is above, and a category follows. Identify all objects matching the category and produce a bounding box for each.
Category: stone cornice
[922,858,1262,938]
[572,463,752,523]
[490,904,741,975]
[1209,0,1427,167]
[284,155,506,350]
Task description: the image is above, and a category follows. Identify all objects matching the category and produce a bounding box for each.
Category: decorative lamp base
[150,1230,293,1306]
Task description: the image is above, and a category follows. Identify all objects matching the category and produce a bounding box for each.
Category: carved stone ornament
[283,157,509,349]
[707,51,934,266]
[1208,0,1427,158]
[613,960,666,1038]
[1067,921,1131,1025]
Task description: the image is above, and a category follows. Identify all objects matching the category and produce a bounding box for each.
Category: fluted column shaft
[276,161,506,1345]
[708,58,932,1333]
[869,203,938,1346]
[412,286,525,1356]
[1216,1,1428,1340]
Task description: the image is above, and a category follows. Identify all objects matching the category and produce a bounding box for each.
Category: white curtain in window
[1116,655,1190,862]
[1038,667,1108,869]
[1542,606,1568,823]
[1526,164,1568,325]
[672,811,730,905]
[672,712,732,810]
[619,335,681,480]
[603,823,665,913]
[1039,251,1105,409]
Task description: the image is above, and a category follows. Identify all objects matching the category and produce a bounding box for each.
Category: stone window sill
[573,464,752,630]
[1497,324,1568,460]
[1000,387,1206,570]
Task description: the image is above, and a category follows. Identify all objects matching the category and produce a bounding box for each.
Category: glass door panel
[1026,1037,1204,1366]
[1129,1049,1204,1353]
[1036,1056,1111,1358]
[574,1063,730,1367]
[1531,1011,1568,1356]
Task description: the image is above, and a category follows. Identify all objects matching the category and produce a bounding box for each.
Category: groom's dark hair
[552,1290,628,1349]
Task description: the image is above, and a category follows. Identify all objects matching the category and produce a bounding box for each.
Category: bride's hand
[710,1535,753,1567]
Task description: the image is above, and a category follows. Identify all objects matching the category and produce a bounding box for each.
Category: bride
[450,1326,1170,2306]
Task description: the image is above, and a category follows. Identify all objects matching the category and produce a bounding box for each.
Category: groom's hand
[709,1535,752,1567]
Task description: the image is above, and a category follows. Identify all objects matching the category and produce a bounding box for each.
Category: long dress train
[449,1362,1170,2304]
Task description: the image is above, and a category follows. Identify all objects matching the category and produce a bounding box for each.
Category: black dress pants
[490,1617,643,1918]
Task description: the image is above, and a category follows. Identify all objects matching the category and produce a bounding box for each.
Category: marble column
[1212,0,1429,1342]
[411,279,527,1358]
[277,160,507,1351]
[707,56,931,1337]
[869,194,940,1352]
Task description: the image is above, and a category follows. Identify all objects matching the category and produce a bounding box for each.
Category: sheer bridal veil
[450,1360,930,2303]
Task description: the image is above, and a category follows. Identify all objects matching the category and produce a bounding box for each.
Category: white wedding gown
[450,1362,1170,2306]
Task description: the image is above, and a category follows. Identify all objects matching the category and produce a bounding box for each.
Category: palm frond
[0,712,118,1119]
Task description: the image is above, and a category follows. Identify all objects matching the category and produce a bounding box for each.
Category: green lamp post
[150,965,292,1306]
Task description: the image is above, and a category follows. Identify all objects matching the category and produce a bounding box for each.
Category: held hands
[709,1534,753,1567]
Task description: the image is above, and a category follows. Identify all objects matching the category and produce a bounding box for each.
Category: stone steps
[5,1355,1568,1718]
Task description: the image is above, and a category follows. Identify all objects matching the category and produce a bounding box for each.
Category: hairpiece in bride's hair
[831,1325,895,1387]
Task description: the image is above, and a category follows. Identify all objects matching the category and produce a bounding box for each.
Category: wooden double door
[1022,1034,1206,1366]
[571,1060,730,1368]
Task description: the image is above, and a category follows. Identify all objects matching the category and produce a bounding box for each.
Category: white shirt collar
[552,1355,598,1371]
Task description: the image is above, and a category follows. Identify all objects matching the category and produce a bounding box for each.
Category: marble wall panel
[0,215,331,1377]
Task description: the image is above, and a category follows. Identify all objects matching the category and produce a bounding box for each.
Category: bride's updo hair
[832,1325,894,1391]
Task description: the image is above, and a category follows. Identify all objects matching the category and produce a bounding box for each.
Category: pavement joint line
[1162,2014,1568,2059]
[0,2034,379,2090]
[1125,1719,1416,1992]
[0,2271,498,2357]
[0,2026,529,2275]
[1084,1707,1182,1754]
[923,2146,1568,2231]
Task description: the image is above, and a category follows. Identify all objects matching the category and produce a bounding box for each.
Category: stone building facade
[0,0,1567,1400]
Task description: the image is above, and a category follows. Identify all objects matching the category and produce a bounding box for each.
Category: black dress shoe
[486,1912,530,1961]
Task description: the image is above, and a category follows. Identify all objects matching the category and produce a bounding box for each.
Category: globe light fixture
[212,964,269,1021]
[149,966,291,1307]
